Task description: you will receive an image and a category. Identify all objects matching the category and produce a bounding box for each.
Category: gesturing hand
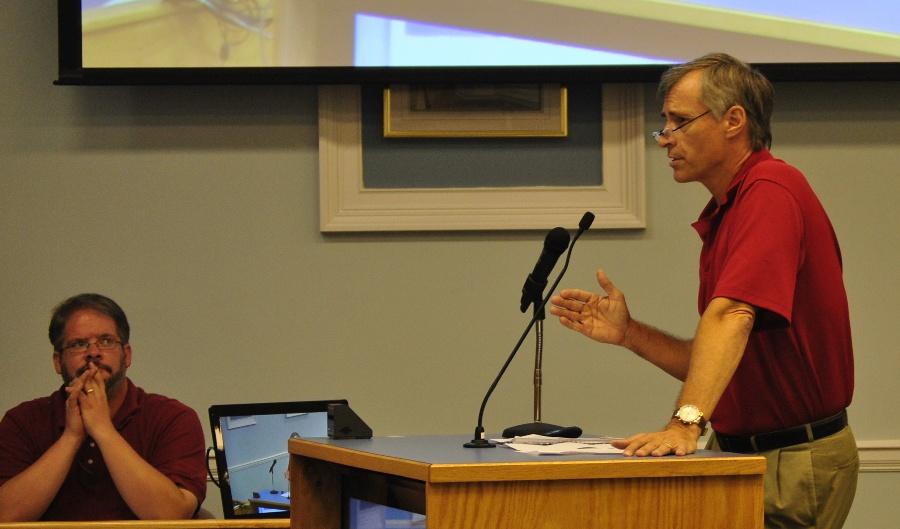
[549,269,631,346]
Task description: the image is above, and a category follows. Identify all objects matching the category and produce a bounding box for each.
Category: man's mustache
[75,361,112,377]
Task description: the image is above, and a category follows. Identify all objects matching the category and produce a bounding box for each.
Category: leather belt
[716,409,848,454]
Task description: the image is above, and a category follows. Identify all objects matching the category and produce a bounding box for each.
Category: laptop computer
[207,399,347,519]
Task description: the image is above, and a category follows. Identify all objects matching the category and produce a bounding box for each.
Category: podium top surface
[288,435,765,484]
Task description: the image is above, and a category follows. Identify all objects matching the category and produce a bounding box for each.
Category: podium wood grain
[425,475,762,528]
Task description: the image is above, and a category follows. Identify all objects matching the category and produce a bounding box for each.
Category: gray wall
[2,1,897,525]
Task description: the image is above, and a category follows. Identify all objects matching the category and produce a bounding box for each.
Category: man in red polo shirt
[0,293,207,521]
[550,53,857,528]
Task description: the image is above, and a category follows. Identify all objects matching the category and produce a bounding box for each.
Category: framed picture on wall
[384,83,567,138]
[318,84,646,232]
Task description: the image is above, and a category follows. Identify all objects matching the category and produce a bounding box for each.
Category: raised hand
[549,269,632,345]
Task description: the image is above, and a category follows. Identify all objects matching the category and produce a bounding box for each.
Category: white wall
[1,1,897,525]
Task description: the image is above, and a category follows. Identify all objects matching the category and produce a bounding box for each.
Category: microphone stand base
[463,426,496,448]
[502,422,582,439]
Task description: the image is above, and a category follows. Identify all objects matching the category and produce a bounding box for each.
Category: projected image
[81,0,899,68]
[675,0,898,34]
[353,14,672,66]
[82,0,277,67]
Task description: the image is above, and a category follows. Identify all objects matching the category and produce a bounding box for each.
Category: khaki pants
[710,425,859,529]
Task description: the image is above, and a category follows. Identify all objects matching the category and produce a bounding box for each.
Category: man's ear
[53,351,63,375]
[124,343,133,369]
[723,105,748,139]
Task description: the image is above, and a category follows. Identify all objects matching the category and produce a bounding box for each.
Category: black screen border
[207,399,348,519]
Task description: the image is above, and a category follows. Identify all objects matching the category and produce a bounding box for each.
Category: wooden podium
[289,435,765,529]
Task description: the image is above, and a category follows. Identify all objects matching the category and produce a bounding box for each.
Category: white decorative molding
[858,440,900,473]
[318,84,646,232]
[207,451,288,476]
[227,450,288,473]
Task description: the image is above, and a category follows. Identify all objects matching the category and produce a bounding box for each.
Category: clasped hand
[63,364,114,441]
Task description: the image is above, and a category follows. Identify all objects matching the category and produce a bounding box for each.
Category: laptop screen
[208,399,348,519]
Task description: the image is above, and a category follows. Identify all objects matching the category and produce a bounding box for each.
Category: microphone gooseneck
[464,212,594,448]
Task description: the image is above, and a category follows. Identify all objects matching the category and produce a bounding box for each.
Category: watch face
[678,405,701,423]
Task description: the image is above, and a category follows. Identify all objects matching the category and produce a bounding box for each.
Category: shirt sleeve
[146,403,208,506]
[0,408,40,485]
[712,179,804,328]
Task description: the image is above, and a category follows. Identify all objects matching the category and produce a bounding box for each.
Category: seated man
[0,293,207,520]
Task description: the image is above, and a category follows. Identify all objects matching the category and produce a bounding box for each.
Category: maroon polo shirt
[693,149,854,436]
[0,378,206,520]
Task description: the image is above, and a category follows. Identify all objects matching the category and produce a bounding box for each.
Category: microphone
[268,459,278,493]
[503,211,595,438]
[464,212,595,448]
[520,227,570,314]
[579,211,595,231]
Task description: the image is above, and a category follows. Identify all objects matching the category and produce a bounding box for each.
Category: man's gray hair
[659,53,774,150]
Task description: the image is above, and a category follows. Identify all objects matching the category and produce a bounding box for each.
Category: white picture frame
[319,84,645,231]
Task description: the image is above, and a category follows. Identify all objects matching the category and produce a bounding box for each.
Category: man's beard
[61,358,127,394]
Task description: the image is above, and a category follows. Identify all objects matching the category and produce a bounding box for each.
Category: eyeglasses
[62,335,123,354]
[651,110,711,141]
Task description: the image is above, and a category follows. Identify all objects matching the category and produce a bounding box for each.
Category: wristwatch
[673,404,708,436]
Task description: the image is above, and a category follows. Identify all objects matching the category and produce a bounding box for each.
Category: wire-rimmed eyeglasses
[651,110,711,141]
[62,335,123,354]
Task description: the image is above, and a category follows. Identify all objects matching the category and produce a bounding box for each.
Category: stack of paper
[490,434,624,455]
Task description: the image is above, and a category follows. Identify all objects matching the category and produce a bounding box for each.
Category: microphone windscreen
[579,212,595,231]
[546,227,571,253]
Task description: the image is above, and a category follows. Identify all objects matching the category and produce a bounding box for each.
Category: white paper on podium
[490,434,625,455]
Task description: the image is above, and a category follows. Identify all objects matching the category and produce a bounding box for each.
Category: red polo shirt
[693,149,854,436]
[0,379,206,520]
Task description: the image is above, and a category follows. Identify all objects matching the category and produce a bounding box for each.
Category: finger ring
[85,388,95,394]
